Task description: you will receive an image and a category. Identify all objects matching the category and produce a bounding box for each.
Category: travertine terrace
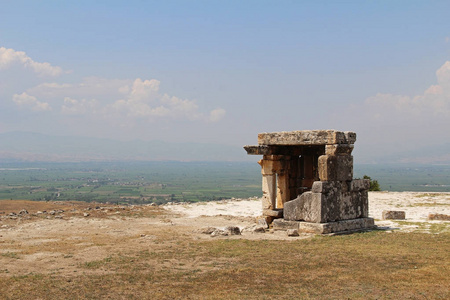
[244,130,374,234]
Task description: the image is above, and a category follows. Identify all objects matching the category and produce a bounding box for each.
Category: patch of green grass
[429,223,450,234]
[408,202,450,207]
[1,252,20,259]
[82,256,113,269]
[414,193,448,198]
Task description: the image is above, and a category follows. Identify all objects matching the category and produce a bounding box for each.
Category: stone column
[273,156,291,209]
[259,158,276,210]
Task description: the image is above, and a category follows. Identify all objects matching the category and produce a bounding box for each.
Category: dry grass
[1,200,449,299]
[1,231,448,299]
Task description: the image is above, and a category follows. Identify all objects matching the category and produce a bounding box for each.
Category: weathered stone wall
[283,180,369,223]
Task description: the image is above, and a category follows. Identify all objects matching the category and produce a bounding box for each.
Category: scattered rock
[197,227,217,234]
[253,226,266,233]
[18,209,29,215]
[287,229,299,237]
[224,226,241,235]
[428,213,450,221]
[257,218,269,229]
[210,229,228,237]
[83,213,90,217]
[382,210,406,220]
[242,224,266,233]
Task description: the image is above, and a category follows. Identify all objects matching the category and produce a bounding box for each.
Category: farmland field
[0,161,262,204]
[1,162,449,205]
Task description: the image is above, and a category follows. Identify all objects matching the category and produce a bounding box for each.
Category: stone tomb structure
[244,130,375,234]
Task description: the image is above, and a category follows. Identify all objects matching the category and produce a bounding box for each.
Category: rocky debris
[197,226,242,237]
[428,213,450,221]
[242,224,267,233]
[382,210,406,220]
[287,229,299,237]
[18,209,29,215]
[83,213,90,217]
[196,227,217,234]
[210,229,229,237]
[224,226,241,235]
[257,218,269,229]
[272,219,300,231]
[253,226,266,233]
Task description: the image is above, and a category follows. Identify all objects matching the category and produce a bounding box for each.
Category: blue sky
[1,1,449,161]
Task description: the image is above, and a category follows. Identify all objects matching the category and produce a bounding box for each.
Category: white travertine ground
[165,192,450,232]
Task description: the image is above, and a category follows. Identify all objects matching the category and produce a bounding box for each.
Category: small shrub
[363,175,381,191]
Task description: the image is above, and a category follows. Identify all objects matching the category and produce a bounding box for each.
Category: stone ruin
[244,130,375,234]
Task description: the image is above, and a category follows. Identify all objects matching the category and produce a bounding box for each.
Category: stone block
[344,131,357,144]
[325,144,354,156]
[301,193,325,223]
[284,189,369,223]
[335,155,353,181]
[272,219,300,231]
[428,213,450,221]
[244,145,270,155]
[225,226,241,235]
[262,209,283,218]
[350,179,370,191]
[287,229,299,236]
[283,192,324,223]
[311,181,342,194]
[382,210,406,220]
[257,218,269,228]
[283,196,305,221]
[318,155,352,181]
[318,155,337,181]
[258,130,355,146]
[298,217,375,234]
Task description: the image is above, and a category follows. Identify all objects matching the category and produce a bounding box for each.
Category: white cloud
[61,97,98,115]
[108,78,224,121]
[364,61,450,118]
[13,92,51,111]
[0,47,63,77]
[209,108,226,122]
[13,76,226,125]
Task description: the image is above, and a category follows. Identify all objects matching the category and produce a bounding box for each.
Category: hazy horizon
[1,1,449,163]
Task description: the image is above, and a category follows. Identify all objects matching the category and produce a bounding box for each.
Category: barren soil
[1,192,449,278]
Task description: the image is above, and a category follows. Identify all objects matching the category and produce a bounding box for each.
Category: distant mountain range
[1,131,449,164]
[0,131,250,162]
